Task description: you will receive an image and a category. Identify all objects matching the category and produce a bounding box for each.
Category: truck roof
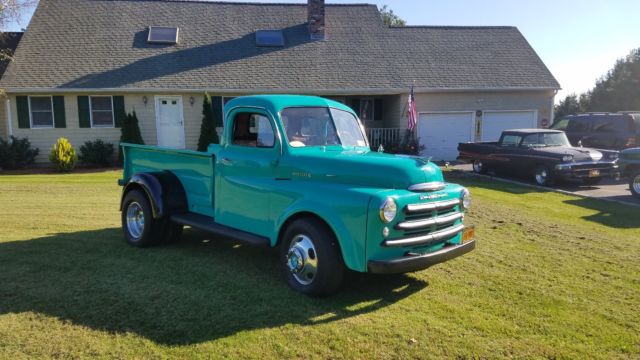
[224,95,355,117]
[503,128,563,135]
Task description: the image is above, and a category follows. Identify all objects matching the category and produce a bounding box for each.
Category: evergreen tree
[197,93,219,151]
[118,111,144,162]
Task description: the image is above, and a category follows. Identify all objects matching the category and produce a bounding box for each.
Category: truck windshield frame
[280,107,368,148]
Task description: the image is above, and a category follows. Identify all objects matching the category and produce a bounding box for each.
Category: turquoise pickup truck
[119,95,475,296]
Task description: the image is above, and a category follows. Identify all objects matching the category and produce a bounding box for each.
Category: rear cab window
[500,134,522,147]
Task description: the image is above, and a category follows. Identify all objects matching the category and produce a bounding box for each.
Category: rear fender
[120,171,188,218]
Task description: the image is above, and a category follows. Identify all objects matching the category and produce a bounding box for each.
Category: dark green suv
[551,112,640,150]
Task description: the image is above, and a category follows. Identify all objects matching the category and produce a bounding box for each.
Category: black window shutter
[374,99,383,121]
[16,96,30,128]
[210,96,223,127]
[77,96,90,128]
[53,96,66,128]
[113,96,125,128]
[350,98,361,116]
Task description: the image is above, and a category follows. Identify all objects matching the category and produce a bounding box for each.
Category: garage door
[418,112,474,161]
[482,111,537,141]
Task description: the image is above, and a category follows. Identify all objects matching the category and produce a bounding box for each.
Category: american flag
[407,86,417,132]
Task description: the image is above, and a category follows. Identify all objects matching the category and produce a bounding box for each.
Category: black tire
[121,189,163,247]
[630,170,640,199]
[280,218,345,297]
[472,159,487,174]
[533,165,552,186]
[582,177,602,186]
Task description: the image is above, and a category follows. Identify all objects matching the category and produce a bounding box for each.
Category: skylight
[255,30,284,47]
[147,26,179,44]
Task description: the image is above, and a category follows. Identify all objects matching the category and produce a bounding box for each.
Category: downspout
[6,97,12,140]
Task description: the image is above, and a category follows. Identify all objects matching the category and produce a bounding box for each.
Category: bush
[49,137,77,172]
[197,93,220,151]
[79,139,114,167]
[382,132,425,155]
[0,136,39,169]
[118,111,144,162]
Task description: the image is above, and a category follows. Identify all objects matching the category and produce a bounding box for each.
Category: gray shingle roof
[0,0,560,92]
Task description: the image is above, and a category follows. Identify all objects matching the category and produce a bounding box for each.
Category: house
[0,31,23,140]
[0,0,559,161]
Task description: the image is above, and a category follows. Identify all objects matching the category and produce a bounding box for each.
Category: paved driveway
[451,164,640,207]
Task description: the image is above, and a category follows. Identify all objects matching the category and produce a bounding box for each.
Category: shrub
[118,111,144,162]
[79,139,114,167]
[49,137,77,172]
[382,131,425,155]
[197,93,220,151]
[0,136,39,169]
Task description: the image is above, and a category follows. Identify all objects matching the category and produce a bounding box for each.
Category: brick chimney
[308,0,325,40]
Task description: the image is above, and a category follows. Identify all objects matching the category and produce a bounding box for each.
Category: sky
[4,0,639,103]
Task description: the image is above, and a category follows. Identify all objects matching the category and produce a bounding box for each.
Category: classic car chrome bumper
[554,161,620,179]
[368,240,476,274]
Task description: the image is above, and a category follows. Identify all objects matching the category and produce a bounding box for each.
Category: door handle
[221,157,232,166]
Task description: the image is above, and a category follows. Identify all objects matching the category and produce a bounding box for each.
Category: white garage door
[418,112,474,161]
[482,111,537,141]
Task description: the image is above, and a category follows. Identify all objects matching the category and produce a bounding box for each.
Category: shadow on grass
[446,170,552,195]
[563,198,639,228]
[0,228,427,345]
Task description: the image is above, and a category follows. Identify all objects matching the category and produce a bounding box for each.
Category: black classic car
[457,129,620,186]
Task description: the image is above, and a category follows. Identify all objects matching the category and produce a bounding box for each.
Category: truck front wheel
[280,218,345,297]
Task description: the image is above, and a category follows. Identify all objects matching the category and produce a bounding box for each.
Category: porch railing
[366,127,405,149]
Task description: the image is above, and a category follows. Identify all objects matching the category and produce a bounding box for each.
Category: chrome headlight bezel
[379,197,397,223]
[562,155,573,162]
[460,188,471,210]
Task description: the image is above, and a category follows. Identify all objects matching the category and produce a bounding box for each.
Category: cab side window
[231,113,275,148]
[500,135,521,147]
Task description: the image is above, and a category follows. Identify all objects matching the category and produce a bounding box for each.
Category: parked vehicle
[118,95,475,296]
[457,129,620,186]
[550,112,640,150]
[618,147,640,198]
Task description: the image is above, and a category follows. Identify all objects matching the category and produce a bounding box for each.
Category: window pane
[256,30,284,46]
[359,99,373,122]
[330,108,367,147]
[252,115,274,147]
[232,113,273,147]
[91,96,112,111]
[92,111,113,126]
[32,112,53,127]
[30,97,52,111]
[148,27,178,43]
[501,135,521,146]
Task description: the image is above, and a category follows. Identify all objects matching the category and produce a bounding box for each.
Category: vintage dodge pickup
[119,95,475,296]
[458,129,620,186]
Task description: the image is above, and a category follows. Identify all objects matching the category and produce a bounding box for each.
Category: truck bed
[121,143,216,217]
[457,142,499,162]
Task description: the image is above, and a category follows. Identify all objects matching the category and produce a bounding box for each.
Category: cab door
[216,108,281,237]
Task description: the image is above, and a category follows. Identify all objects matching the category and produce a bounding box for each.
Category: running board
[170,213,270,247]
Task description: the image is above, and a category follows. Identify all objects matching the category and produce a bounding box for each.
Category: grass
[0,170,638,359]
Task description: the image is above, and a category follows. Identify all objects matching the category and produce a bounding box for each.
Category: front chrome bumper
[368,240,476,274]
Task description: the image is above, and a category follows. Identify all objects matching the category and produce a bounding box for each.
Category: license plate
[461,226,474,244]
[589,169,600,177]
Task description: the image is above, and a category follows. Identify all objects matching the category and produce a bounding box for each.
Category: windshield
[521,132,571,147]
[281,107,367,148]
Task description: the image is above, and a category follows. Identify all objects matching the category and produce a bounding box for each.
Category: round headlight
[379,197,397,223]
[562,155,573,162]
[460,188,471,210]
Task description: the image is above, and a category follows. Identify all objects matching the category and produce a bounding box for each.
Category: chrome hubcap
[126,201,145,239]
[286,235,318,285]
[473,160,483,173]
[535,169,548,184]
[633,175,640,193]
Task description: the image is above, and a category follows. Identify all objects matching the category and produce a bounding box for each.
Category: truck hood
[288,149,443,190]
[533,146,606,162]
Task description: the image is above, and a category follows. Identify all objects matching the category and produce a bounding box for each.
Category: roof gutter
[1,86,561,95]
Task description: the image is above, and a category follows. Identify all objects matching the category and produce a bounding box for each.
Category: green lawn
[0,170,638,359]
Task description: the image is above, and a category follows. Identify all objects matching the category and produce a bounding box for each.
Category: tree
[379,5,406,27]
[0,1,34,62]
[197,93,220,151]
[554,93,584,119]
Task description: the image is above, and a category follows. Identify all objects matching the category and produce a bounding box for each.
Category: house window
[90,96,114,127]
[349,97,383,122]
[29,96,54,128]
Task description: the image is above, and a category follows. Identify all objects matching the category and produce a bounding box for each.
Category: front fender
[273,188,373,272]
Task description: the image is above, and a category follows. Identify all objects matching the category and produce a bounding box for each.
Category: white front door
[482,111,537,141]
[155,96,185,148]
[418,112,475,161]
